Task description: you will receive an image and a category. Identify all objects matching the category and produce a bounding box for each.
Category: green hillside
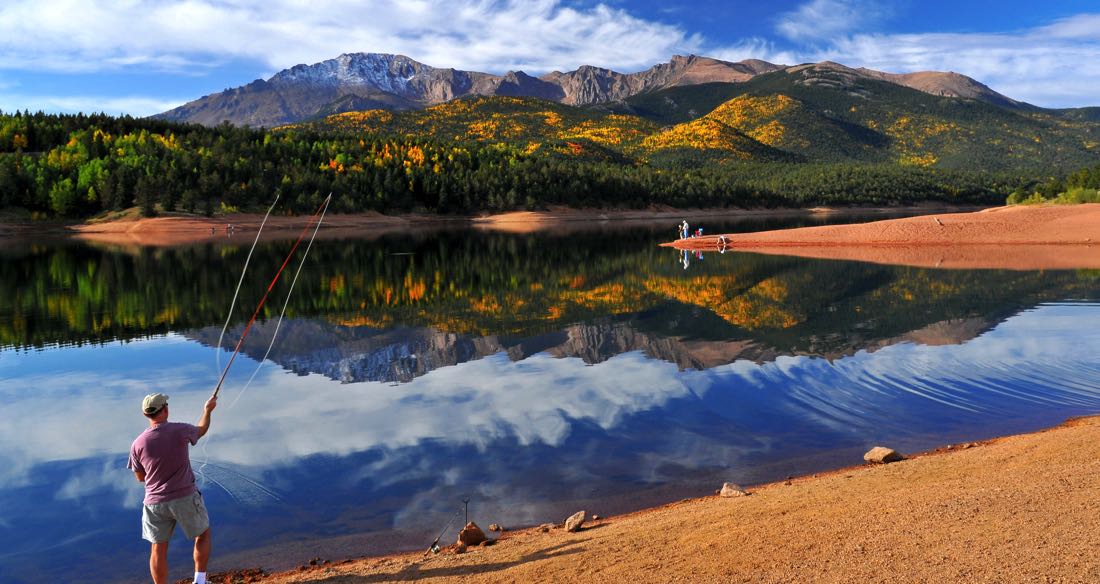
[294,96,658,162]
[726,65,1100,170]
[293,69,1100,173]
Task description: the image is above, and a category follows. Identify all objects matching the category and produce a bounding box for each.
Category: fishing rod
[211,193,332,399]
[425,507,463,555]
[423,495,474,555]
[228,194,332,408]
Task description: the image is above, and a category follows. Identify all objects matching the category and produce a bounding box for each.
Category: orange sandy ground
[207,415,1100,584]
[665,204,1100,270]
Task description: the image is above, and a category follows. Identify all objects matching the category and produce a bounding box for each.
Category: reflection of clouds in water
[2,304,1098,506]
[55,459,144,509]
[0,361,220,489]
[210,350,693,467]
[0,347,694,494]
[698,304,1100,439]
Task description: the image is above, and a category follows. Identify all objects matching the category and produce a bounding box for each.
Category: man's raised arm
[196,394,218,439]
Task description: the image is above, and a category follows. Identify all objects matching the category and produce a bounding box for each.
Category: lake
[2,216,1099,583]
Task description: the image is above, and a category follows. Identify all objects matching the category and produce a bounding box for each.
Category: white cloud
[775,0,893,43]
[0,348,694,490]
[0,93,188,116]
[785,12,1100,107]
[708,37,797,67]
[0,0,702,75]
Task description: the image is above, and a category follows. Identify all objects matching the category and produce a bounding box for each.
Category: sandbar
[665,204,1100,270]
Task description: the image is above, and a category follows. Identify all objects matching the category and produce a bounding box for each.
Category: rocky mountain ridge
[156,52,1021,127]
[184,313,994,385]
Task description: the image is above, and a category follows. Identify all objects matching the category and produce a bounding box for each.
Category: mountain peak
[855,67,1020,107]
[157,53,1028,127]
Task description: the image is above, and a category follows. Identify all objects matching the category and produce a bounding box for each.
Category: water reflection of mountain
[186,309,1001,384]
[4,225,1099,352]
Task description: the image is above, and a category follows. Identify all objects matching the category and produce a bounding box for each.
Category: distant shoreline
[665,204,1100,270]
[0,204,974,247]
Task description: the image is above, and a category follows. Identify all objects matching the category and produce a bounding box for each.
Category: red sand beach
[664,204,1100,270]
[203,415,1100,584]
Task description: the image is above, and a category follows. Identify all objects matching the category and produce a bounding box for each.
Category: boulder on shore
[720,482,749,497]
[565,510,586,532]
[457,522,487,546]
[864,446,905,464]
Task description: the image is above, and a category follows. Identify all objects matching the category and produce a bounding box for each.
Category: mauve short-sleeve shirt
[128,422,201,504]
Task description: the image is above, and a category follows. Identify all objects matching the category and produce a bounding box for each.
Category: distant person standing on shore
[680,220,689,239]
[129,393,217,584]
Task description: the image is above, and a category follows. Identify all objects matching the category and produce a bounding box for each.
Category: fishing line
[211,194,331,399]
[228,194,331,409]
[216,194,280,376]
[197,194,332,490]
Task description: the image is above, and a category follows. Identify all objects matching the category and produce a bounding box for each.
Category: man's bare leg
[194,528,211,572]
[150,542,169,584]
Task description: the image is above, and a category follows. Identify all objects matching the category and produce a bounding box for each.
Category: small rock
[538,523,555,533]
[719,482,749,497]
[592,514,601,521]
[565,510,586,532]
[457,522,487,546]
[479,539,493,547]
[864,446,905,464]
[963,442,975,449]
[784,480,792,486]
[488,523,502,532]
[454,542,467,554]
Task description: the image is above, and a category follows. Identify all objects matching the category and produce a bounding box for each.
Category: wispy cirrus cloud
[0,93,188,116]
[2,1,1100,112]
[775,0,894,43]
[0,0,703,76]
[799,12,1100,107]
[708,37,798,68]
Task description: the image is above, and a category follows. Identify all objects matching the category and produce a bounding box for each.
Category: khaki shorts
[141,491,210,543]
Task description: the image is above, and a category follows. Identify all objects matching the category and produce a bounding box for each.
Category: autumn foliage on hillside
[2,91,1091,219]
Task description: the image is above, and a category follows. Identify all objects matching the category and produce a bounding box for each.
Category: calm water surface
[2,217,1099,583]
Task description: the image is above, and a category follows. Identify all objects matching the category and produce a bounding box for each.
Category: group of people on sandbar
[678,220,703,239]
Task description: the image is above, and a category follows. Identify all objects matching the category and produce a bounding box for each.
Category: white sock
[194,572,206,584]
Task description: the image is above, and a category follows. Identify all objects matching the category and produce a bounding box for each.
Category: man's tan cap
[142,393,169,415]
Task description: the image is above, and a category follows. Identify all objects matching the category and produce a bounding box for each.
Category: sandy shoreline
[0,205,971,247]
[204,414,1100,584]
[665,204,1100,270]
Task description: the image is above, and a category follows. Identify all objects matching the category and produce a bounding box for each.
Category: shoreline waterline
[0,204,979,247]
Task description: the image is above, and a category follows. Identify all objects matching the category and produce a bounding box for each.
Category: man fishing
[129,392,218,584]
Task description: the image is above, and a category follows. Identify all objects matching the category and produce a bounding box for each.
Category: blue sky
[1,0,1099,116]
